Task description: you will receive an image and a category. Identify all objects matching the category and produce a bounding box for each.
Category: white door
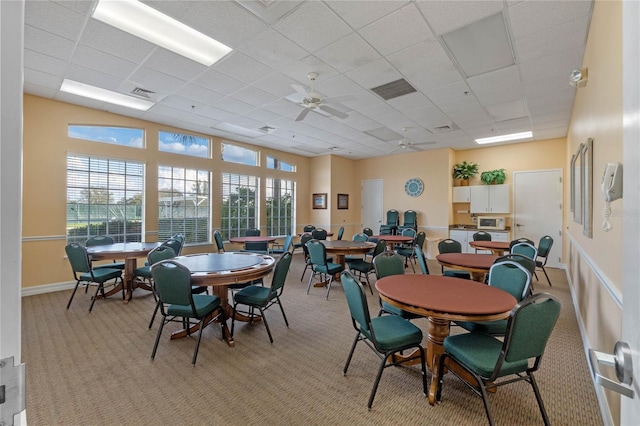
[513,169,563,268]
[361,179,383,234]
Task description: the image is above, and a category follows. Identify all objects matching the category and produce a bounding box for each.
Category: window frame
[220,172,260,240]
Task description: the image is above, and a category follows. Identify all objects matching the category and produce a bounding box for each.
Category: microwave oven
[477,216,506,230]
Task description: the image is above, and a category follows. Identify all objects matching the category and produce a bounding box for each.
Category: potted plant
[480,169,506,185]
[452,161,479,186]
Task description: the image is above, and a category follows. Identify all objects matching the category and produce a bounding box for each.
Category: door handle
[515,223,523,227]
[589,341,634,398]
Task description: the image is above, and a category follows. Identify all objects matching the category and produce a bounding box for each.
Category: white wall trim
[22,235,66,242]
[21,281,75,297]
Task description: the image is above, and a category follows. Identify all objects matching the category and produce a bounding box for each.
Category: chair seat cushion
[381,301,422,320]
[396,247,413,256]
[314,262,344,275]
[444,332,528,378]
[94,261,126,270]
[443,270,471,279]
[80,268,122,283]
[234,285,274,306]
[348,259,373,273]
[367,314,423,351]
[456,319,508,335]
[133,266,151,279]
[167,294,220,318]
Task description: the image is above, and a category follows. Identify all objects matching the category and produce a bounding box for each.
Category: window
[266,178,295,236]
[158,166,211,244]
[158,131,210,158]
[221,173,259,240]
[68,125,144,148]
[66,154,144,243]
[221,142,258,166]
[266,156,295,172]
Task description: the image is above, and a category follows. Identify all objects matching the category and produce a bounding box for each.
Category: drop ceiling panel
[324,1,407,30]
[417,0,504,35]
[230,86,279,107]
[24,49,68,76]
[236,29,308,70]
[467,65,523,105]
[345,58,403,90]
[514,17,590,64]
[70,45,138,79]
[24,0,85,41]
[24,25,76,62]
[387,39,452,76]
[174,85,226,106]
[485,99,528,122]
[315,34,382,74]
[213,52,277,85]
[408,62,463,93]
[142,49,208,82]
[193,70,246,95]
[80,20,157,63]
[509,0,593,40]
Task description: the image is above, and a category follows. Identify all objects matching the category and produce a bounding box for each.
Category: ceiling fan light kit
[292,72,350,122]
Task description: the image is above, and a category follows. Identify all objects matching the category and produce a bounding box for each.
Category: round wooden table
[436,252,498,281]
[376,274,516,404]
[171,252,276,346]
[469,240,510,256]
[86,242,162,302]
[371,234,413,250]
[320,240,376,267]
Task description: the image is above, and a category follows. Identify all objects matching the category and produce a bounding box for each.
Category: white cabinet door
[452,186,470,202]
[488,231,509,242]
[449,230,469,253]
[488,184,510,213]
[469,186,489,213]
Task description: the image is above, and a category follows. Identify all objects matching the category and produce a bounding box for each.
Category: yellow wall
[564,0,623,422]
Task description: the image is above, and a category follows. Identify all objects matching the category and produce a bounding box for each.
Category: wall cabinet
[452,186,470,203]
[469,184,510,213]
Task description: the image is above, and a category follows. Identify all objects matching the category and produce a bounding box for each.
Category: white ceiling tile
[417,0,504,35]
[272,2,352,52]
[127,67,186,95]
[236,29,308,70]
[467,65,523,105]
[278,56,339,85]
[23,82,58,99]
[485,99,528,122]
[143,49,208,82]
[408,62,463,93]
[24,49,68,76]
[515,17,589,64]
[174,85,226,106]
[425,80,471,104]
[233,1,304,25]
[509,0,593,40]
[345,58,403,90]
[193,70,246,95]
[213,52,276,85]
[70,45,138,80]
[24,24,76,62]
[358,3,434,56]
[252,72,302,98]
[315,33,382,73]
[387,38,451,76]
[25,0,85,41]
[24,68,63,90]
[387,92,433,111]
[324,1,407,30]
[79,20,157,63]
[402,105,451,129]
[212,97,255,115]
[230,86,279,107]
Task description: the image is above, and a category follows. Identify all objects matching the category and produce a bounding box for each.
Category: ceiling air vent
[131,87,155,99]
[433,123,460,133]
[258,126,276,134]
[370,79,417,101]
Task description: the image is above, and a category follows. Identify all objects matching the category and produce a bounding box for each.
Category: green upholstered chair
[65,242,123,312]
[345,233,369,264]
[85,235,125,270]
[535,236,554,286]
[373,251,420,320]
[336,226,345,240]
[311,228,328,240]
[347,239,387,294]
[494,253,536,280]
[437,239,471,280]
[456,260,531,335]
[396,230,424,272]
[362,227,373,237]
[414,245,430,275]
[403,210,417,230]
[509,237,535,249]
[472,231,492,253]
[244,228,261,236]
[269,234,294,256]
[299,233,315,282]
[436,293,561,426]
[303,225,316,232]
[231,252,293,343]
[213,230,225,253]
[510,242,538,263]
[306,239,344,300]
[341,271,427,410]
[162,237,183,256]
[241,240,269,254]
[150,260,227,365]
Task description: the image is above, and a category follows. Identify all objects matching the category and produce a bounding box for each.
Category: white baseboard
[22,281,75,297]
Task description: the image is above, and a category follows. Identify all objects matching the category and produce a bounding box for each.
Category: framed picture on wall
[337,193,349,209]
[313,193,327,209]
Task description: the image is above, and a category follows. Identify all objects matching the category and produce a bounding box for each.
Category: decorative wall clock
[404,178,424,197]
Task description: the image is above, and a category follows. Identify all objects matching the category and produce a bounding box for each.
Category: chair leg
[259,307,274,343]
[477,378,496,426]
[367,353,389,410]
[66,281,81,310]
[148,300,161,329]
[151,315,167,360]
[529,372,551,426]
[325,275,334,300]
[276,297,289,327]
[306,271,315,294]
[542,266,552,286]
[364,272,373,295]
[231,303,238,337]
[343,332,361,375]
[192,317,206,365]
[300,262,310,282]
[89,282,104,312]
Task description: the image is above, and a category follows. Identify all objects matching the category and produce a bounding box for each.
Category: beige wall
[565,1,623,422]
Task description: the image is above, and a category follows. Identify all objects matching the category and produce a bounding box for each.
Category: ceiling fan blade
[292,84,310,98]
[318,105,348,119]
[295,108,310,122]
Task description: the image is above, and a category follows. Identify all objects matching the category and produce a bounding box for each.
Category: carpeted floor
[22,254,603,425]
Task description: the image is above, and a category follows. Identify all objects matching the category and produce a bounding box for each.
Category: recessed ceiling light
[475,131,533,145]
[60,79,155,111]
[92,0,232,66]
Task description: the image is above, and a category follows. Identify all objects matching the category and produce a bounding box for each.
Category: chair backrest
[386,209,399,226]
[511,242,538,260]
[488,260,531,300]
[494,254,536,276]
[509,237,535,249]
[371,239,387,260]
[537,235,554,258]
[303,225,316,232]
[401,228,417,239]
[341,271,373,335]
[85,235,114,247]
[414,245,430,275]
[300,234,314,259]
[162,238,183,256]
[438,239,462,254]
[244,241,268,253]
[311,228,328,240]
[499,293,561,372]
[352,233,369,242]
[307,239,328,266]
[337,226,345,240]
[473,231,492,241]
[362,227,373,237]
[373,251,405,279]
[282,235,294,253]
[172,233,185,246]
[244,228,261,237]
[66,243,92,273]
[151,260,193,307]
[148,246,176,266]
[415,231,426,249]
[403,210,417,227]
[270,252,293,293]
[213,230,225,252]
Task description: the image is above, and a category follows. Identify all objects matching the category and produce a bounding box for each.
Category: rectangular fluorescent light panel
[60,79,155,111]
[475,131,533,145]
[92,0,232,66]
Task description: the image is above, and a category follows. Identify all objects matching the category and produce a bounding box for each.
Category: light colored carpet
[22,255,602,425]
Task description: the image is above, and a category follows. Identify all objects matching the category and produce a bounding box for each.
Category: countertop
[449,224,511,231]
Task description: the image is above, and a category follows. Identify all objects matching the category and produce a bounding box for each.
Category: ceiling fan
[390,128,437,153]
[289,72,351,122]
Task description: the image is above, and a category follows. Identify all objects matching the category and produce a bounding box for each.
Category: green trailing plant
[480,169,506,185]
[452,161,479,181]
